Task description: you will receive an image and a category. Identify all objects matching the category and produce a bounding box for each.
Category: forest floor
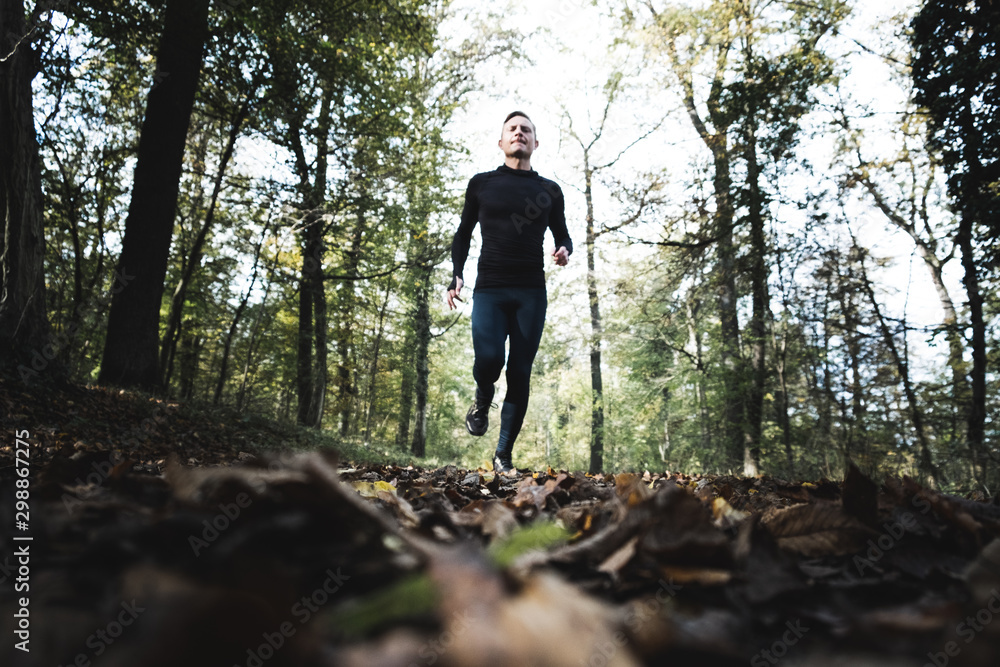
[2,376,1000,667]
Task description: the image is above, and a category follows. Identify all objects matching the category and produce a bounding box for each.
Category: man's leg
[495,287,547,460]
[469,289,506,430]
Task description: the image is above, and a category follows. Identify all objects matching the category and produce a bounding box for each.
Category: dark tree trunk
[838,264,866,465]
[178,332,202,400]
[743,119,768,477]
[775,332,793,477]
[293,84,332,427]
[309,242,329,427]
[410,266,432,458]
[956,215,987,482]
[98,0,209,389]
[658,384,671,465]
[584,165,605,475]
[0,0,49,373]
[819,294,835,464]
[716,220,745,471]
[396,327,415,449]
[296,215,324,425]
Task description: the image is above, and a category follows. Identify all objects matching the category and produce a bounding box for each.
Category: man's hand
[447,276,464,310]
[552,246,569,266]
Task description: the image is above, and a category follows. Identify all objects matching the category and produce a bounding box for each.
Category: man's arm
[548,183,573,264]
[447,177,479,309]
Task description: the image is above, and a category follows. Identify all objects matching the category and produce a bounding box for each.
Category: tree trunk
[308,246,329,427]
[774,329,793,477]
[743,120,767,477]
[178,332,202,400]
[364,279,392,444]
[294,84,332,427]
[739,11,768,477]
[98,0,209,389]
[0,0,49,373]
[715,177,744,471]
[396,333,415,449]
[838,263,866,466]
[956,216,987,483]
[809,281,835,470]
[297,214,327,426]
[584,165,605,474]
[410,266,432,458]
[659,384,671,465]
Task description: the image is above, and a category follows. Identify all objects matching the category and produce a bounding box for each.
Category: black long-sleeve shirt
[450,165,573,291]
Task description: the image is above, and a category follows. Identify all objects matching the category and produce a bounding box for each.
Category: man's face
[499,116,538,159]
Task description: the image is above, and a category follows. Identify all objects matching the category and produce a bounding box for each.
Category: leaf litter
[2,384,1000,666]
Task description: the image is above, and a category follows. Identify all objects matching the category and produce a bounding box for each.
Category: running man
[446,111,573,474]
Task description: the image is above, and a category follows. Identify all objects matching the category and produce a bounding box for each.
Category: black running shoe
[493,452,514,474]
[465,389,490,436]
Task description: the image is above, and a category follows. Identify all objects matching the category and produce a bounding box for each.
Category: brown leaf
[638,484,733,569]
[711,497,750,530]
[511,477,555,512]
[614,473,652,507]
[762,502,874,557]
[598,536,639,575]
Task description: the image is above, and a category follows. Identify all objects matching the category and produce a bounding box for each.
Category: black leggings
[470,286,547,456]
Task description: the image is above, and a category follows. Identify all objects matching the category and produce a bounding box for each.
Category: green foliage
[488,521,572,568]
[328,573,438,639]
